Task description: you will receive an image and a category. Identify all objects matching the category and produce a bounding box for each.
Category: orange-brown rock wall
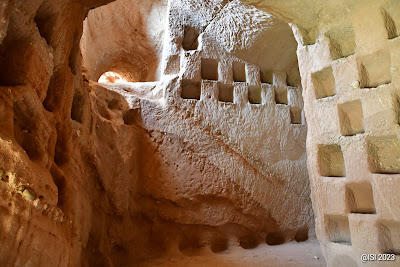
[0,0,317,265]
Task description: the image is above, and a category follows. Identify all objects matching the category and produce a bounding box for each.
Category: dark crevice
[295,227,309,242]
[13,99,42,161]
[266,231,285,245]
[71,91,84,123]
[50,165,67,209]
[210,238,228,253]
[34,3,53,45]
[54,127,70,166]
[240,235,260,249]
[69,31,81,75]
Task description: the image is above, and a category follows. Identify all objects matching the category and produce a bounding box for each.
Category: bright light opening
[98,71,128,84]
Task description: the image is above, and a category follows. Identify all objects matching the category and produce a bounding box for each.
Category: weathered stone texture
[1,0,398,266]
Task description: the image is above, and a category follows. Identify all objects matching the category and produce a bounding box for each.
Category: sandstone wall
[295,2,400,266]
[0,0,313,265]
[0,0,150,265]
[80,0,168,82]
[148,0,312,237]
[3,0,398,266]
[91,0,313,253]
[243,0,400,266]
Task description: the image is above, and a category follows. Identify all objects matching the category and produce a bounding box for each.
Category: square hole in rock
[311,66,336,99]
[233,61,246,82]
[325,23,356,60]
[201,58,218,81]
[218,84,234,103]
[358,50,392,88]
[290,107,302,124]
[260,70,273,84]
[367,136,400,174]
[346,183,376,214]
[182,25,199,51]
[381,8,399,40]
[248,85,261,104]
[326,215,352,245]
[286,69,301,87]
[337,100,365,136]
[275,87,288,104]
[181,80,201,100]
[318,144,346,177]
[379,221,400,255]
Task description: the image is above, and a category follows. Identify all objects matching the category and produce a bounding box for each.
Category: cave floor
[138,238,326,267]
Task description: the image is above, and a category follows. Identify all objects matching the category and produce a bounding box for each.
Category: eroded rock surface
[0,0,312,265]
[2,0,398,266]
[81,0,168,82]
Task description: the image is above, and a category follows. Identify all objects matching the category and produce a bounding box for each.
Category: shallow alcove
[80,0,168,83]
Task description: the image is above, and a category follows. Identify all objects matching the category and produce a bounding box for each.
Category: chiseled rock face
[285,0,400,266]
[0,0,313,265]
[203,0,298,72]
[0,0,313,266]
[4,0,398,266]
[84,0,313,257]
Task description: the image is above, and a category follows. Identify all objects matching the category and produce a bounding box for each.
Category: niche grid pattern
[181,57,304,125]
[312,6,400,258]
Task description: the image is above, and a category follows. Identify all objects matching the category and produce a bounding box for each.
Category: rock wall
[243,0,400,266]
[81,0,168,82]
[295,2,400,266]
[0,0,313,265]
[0,0,148,265]
[88,0,313,253]
[3,0,398,266]
[145,0,312,237]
